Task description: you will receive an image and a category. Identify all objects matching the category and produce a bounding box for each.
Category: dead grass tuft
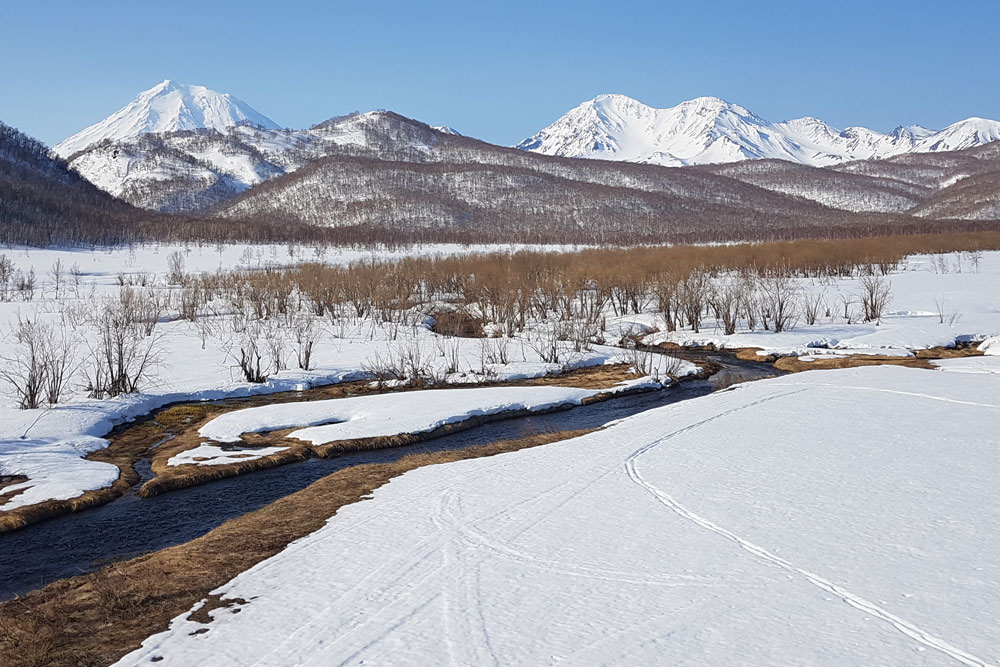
[773,354,936,373]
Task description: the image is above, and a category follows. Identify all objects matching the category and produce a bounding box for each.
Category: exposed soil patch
[0,428,595,667]
[428,308,485,338]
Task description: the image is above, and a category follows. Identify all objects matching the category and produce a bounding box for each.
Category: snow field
[116,361,1000,665]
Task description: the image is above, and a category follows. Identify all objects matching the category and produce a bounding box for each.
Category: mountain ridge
[517,94,1000,167]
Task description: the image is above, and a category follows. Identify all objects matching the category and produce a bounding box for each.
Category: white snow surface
[53,80,279,158]
[116,365,1000,666]
[198,382,656,447]
[167,444,291,467]
[517,93,1000,167]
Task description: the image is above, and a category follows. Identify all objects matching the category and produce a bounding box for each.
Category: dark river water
[0,352,778,599]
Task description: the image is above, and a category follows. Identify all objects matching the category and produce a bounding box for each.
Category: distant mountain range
[1,81,998,246]
[517,94,1000,167]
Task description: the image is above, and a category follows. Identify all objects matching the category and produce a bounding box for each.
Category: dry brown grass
[913,345,984,359]
[773,354,937,373]
[0,428,596,667]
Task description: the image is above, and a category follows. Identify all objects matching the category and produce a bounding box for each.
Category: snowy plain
[117,360,1000,666]
[1,244,998,518]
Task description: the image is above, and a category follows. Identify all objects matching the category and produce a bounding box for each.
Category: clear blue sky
[3,0,998,147]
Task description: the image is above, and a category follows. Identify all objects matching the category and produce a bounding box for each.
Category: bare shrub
[858,274,892,323]
[84,290,162,398]
[525,321,563,364]
[480,336,511,365]
[43,325,77,405]
[758,269,799,333]
[621,344,684,382]
[15,268,35,302]
[0,254,14,302]
[49,259,64,300]
[0,317,49,409]
[802,290,826,326]
[363,341,446,386]
[709,277,743,336]
[293,315,318,371]
[167,250,187,285]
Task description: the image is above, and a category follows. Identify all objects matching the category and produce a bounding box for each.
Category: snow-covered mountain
[53,80,279,159]
[62,111,446,212]
[517,94,1000,167]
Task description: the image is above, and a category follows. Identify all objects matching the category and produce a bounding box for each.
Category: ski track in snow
[623,386,993,667]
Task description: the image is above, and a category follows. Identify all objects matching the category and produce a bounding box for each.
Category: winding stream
[0,352,778,600]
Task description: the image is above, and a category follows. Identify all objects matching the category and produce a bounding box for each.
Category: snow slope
[518,94,1000,167]
[116,364,1000,665]
[52,80,279,158]
[60,110,445,212]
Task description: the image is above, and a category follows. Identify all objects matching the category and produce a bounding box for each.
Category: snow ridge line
[623,388,993,667]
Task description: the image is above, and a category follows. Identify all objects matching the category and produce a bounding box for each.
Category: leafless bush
[858,274,892,323]
[0,317,48,409]
[178,284,202,321]
[966,247,982,273]
[43,325,77,405]
[802,290,826,326]
[525,322,563,364]
[49,259,64,300]
[263,320,287,373]
[135,287,166,336]
[838,293,857,324]
[434,335,463,374]
[678,271,710,333]
[15,268,35,302]
[293,315,318,371]
[758,269,799,333]
[363,340,447,386]
[621,344,684,382]
[0,255,13,302]
[167,250,187,285]
[480,336,511,365]
[84,290,162,398]
[709,277,743,336]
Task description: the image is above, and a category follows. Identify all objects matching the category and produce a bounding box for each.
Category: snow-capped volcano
[52,80,279,158]
[517,94,1000,167]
